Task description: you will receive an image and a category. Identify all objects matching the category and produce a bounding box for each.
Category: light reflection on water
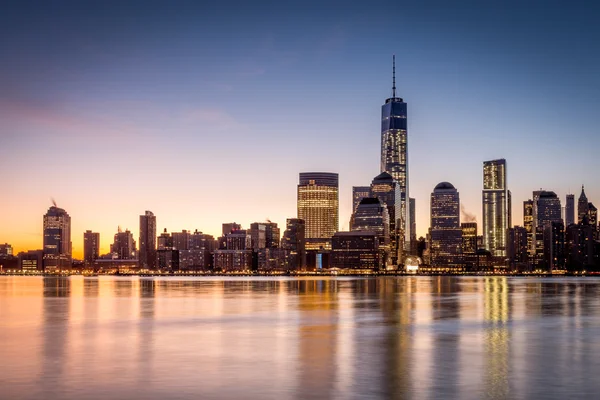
[0,276,599,400]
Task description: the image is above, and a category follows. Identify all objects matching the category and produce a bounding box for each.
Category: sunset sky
[1,0,599,258]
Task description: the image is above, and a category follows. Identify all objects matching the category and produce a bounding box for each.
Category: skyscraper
[430,182,462,269]
[282,218,306,270]
[565,194,575,227]
[409,197,416,254]
[578,185,589,224]
[370,172,401,265]
[139,211,157,269]
[43,205,72,270]
[83,230,100,266]
[110,228,137,259]
[380,56,410,260]
[351,197,390,268]
[297,172,339,250]
[523,199,534,257]
[352,186,371,213]
[482,159,510,257]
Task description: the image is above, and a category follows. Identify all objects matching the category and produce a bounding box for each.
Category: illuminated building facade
[0,244,13,256]
[139,210,157,269]
[370,172,401,264]
[172,230,191,250]
[18,250,44,271]
[461,222,477,255]
[83,230,100,265]
[110,228,137,260]
[222,222,242,236]
[565,194,575,227]
[250,223,267,251]
[507,226,529,269]
[544,221,565,271]
[482,159,510,257]
[351,197,390,268]
[430,182,462,268]
[43,205,72,270]
[578,186,589,224]
[409,197,416,255]
[297,172,339,250]
[265,222,280,248]
[282,218,306,270]
[380,57,410,261]
[213,250,253,271]
[352,186,371,213]
[331,231,379,270]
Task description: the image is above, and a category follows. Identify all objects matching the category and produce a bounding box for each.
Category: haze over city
[1,0,599,258]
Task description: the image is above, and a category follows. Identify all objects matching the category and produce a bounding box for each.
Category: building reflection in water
[2,276,600,399]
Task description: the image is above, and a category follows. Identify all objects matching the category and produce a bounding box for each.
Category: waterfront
[1,276,599,399]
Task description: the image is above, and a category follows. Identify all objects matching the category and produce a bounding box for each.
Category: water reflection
[0,276,600,399]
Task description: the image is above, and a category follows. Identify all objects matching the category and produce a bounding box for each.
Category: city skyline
[1,1,599,258]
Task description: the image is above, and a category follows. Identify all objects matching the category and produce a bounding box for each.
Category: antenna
[51,197,57,208]
[392,55,396,98]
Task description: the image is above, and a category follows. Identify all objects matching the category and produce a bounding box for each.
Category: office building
[482,159,510,257]
[370,172,401,264]
[409,197,416,255]
[507,226,529,269]
[351,197,390,268]
[18,250,44,271]
[331,231,379,270]
[139,211,157,269]
[565,194,575,227]
[380,56,411,261]
[544,221,565,271]
[110,228,137,260]
[461,223,478,255]
[352,186,371,212]
[430,182,462,269]
[213,250,253,271]
[297,172,339,250]
[222,223,242,236]
[0,243,13,256]
[172,230,191,250]
[43,205,72,270]
[578,186,589,224]
[83,231,100,265]
[523,199,534,259]
[282,218,306,270]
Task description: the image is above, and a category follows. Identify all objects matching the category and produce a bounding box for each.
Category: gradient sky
[1,0,599,258]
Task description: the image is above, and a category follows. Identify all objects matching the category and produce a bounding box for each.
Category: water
[0,276,599,400]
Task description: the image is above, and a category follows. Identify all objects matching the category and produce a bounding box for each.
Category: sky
[1,0,599,258]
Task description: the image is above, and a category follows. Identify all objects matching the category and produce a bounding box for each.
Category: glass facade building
[370,172,401,265]
[282,218,306,270]
[351,197,390,268]
[565,194,575,227]
[297,172,339,250]
[43,206,72,270]
[83,230,100,265]
[139,211,157,269]
[380,88,410,261]
[430,182,462,268]
[482,159,510,257]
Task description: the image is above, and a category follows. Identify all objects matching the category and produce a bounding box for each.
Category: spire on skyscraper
[392,55,396,98]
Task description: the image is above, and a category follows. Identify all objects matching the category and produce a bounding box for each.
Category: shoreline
[0,271,593,278]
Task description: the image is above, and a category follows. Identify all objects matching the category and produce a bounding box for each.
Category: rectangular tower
[565,194,575,227]
[139,211,157,269]
[83,230,100,265]
[380,56,411,261]
[482,159,509,257]
[297,172,339,250]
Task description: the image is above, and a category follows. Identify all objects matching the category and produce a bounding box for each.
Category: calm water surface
[1,276,599,400]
